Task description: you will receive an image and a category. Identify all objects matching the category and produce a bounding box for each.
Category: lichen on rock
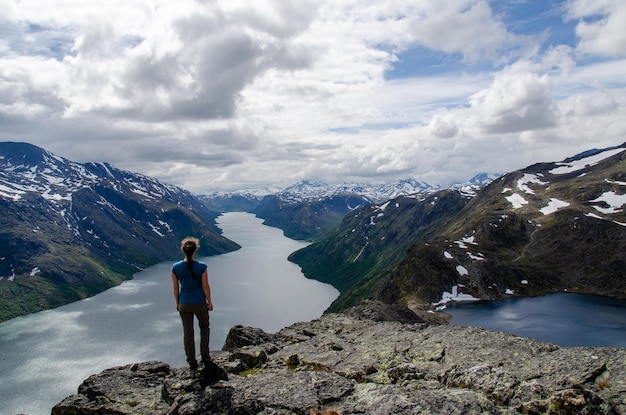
[52,301,626,415]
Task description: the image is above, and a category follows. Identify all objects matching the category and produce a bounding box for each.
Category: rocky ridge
[288,189,470,311]
[52,301,626,415]
[291,143,626,315]
[383,143,626,312]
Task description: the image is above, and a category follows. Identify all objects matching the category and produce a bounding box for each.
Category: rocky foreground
[52,301,626,415]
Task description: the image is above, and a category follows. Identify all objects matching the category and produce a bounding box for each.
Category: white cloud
[407,0,536,63]
[567,0,626,57]
[468,69,558,134]
[0,0,625,192]
[57,1,318,122]
[429,111,459,139]
[563,88,618,117]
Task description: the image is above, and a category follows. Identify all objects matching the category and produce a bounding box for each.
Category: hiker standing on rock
[171,237,213,371]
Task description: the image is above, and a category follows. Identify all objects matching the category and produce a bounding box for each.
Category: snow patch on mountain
[540,198,570,215]
[0,146,179,208]
[500,145,625,215]
[550,148,624,175]
[591,192,626,214]
[433,285,480,310]
[505,193,529,209]
[517,173,548,194]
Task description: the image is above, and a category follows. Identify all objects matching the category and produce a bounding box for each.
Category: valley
[1,141,625,323]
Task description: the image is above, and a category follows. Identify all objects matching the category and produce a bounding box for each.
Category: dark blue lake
[444,293,626,347]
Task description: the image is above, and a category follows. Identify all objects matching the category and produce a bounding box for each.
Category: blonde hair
[310,410,342,415]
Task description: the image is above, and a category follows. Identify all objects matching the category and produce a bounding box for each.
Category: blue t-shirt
[171,260,208,304]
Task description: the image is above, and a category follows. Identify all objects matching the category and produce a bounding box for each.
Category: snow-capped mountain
[291,142,626,313]
[0,142,239,322]
[452,172,502,196]
[248,178,436,204]
[1,142,185,205]
[201,174,499,241]
[202,179,437,207]
[203,174,499,211]
[251,179,441,240]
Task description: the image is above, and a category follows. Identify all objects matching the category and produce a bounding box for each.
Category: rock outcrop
[53,301,626,415]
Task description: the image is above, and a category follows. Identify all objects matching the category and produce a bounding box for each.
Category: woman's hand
[207,301,213,311]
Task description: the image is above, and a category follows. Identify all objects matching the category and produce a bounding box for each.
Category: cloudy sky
[1,0,625,193]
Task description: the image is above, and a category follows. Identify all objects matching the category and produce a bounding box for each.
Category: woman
[171,237,213,371]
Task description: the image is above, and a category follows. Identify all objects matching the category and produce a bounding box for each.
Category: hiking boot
[201,355,212,367]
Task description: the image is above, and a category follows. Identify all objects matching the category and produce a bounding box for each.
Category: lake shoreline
[443,291,626,348]
[0,212,338,415]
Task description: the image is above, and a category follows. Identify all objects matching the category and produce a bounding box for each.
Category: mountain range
[2,142,465,321]
[0,142,240,322]
[203,175,497,206]
[289,143,626,316]
[201,175,497,240]
[1,140,624,324]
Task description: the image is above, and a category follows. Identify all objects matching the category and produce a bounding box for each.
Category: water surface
[0,212,338,415]
[444,293,626,347]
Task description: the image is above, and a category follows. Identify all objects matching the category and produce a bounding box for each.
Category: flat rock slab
[53,302,626,415]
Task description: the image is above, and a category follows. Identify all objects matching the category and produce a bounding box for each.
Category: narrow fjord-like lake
[0,212,338,415]
[0,212,624,415]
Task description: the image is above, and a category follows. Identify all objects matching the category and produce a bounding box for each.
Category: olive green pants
[178,303,210,367]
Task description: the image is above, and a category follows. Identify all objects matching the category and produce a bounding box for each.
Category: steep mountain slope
[383,143,626,312]
[0,142,240,322]
[254,179,442,240]
[292,143,626,315]
[288,189,470,310]
[254,193,373,240]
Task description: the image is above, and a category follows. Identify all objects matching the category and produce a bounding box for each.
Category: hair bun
[181,237,200,254]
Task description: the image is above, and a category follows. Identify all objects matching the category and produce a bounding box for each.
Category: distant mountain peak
[467,173,501,185]
[271,178,437,204]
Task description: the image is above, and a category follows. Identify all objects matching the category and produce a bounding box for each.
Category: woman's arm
[201,270,213,311]
[171,272,180,311]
